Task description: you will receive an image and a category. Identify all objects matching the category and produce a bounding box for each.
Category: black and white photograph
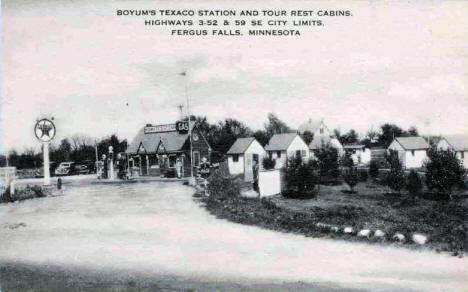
[1,1,467,291]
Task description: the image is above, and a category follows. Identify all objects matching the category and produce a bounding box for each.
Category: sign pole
[43,142,51,185]
[34,118,56,186]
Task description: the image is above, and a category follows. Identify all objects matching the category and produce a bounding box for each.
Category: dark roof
[394,137,430,150]
[227,137,256,154]
[265,133,300,151]
[126,124,195,154]
[443,135,468,151]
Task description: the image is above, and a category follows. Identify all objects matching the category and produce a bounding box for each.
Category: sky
[1,0,467,153]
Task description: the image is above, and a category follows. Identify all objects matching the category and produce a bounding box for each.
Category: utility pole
[181,71,194,182]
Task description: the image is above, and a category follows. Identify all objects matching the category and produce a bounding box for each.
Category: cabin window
[269,152,272,159]
[193,151,200,167]
[301,150,307,157]
[461,152,465,159]
[320,127,324,134]
[411,150,415,156]
[277,151,282,158]
[233,154,239,162]
[296,150,301,157]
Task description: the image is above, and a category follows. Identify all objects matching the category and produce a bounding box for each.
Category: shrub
[313,144,340,180]
[424,147,466,199]
[369,160,379,181]
[385,150,406,193]
[262,156,276,170]
[283,155,317,199]
[343,168,359,192]
[207,170,241,200]
[406,170,422,204]
[359,170,368,182]
[340,152,354,168]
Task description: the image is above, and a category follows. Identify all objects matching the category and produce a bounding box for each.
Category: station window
[233,154,239,162]
[169,155,177,167]
[461,152,465,159]
[277,151,281,158]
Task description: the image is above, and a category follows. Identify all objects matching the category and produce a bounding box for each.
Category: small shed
[387,137,430,168]
[227,137,266,181]
[265,133,309,169]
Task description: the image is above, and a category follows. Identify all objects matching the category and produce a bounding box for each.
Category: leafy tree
[407,126,419,136]
[340,129,359,145]
[253,130,270,147]
[300,130,314,145]
[378,124,404,147]
[385,150,406,193]
[369,160,380,181]
[424,147,466,199]
[406,170,422,204]
[313,144,340,181]
[210,119,252,154]
[340,152,354,168]
[262,156,276,170]
[343,168,359,193]
[283,155,317,198]
[264,113,290,138]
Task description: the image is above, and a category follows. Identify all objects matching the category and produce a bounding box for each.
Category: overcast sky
[1,0,467,152]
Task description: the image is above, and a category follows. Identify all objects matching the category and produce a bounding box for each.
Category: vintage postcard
[1,1,467,291]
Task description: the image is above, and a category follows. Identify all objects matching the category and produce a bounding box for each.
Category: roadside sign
[34,118,56,142]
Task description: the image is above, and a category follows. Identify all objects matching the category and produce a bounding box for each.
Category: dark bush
[343,168,359,192]
[262,156,276,170]
[340,153,354,168]
[424,146,466,198]
[283,156,317,199]
[385,150,406,194]
[313,145,340,180]
[406,170,422,204]
[207,170,241,200]
[359,170,368,182]
[369,160,379,181]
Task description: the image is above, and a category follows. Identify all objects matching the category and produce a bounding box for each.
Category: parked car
[75,164,90,175]
[54,162,76,176]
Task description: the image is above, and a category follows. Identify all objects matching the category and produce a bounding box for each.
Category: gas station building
[126,121,211,177]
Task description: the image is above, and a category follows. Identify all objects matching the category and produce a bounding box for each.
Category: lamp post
[108,146,114,180]
[181,71,195,185]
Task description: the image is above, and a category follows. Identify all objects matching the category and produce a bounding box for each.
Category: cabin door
[244,154,253,182]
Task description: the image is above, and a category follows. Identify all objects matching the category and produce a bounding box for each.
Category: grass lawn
[202,180,467,255]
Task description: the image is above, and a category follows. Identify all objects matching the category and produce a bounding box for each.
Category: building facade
[343,144,371,166]
[126,121,211,177]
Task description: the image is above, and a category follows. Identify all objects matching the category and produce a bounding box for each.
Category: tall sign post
[34,118,56,186]
[108,146,115,180]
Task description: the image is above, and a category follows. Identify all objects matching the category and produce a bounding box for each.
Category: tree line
[2,113,423,168]
[0,134,127,169]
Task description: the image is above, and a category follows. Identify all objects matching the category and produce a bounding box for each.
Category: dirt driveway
[0,182,466,291]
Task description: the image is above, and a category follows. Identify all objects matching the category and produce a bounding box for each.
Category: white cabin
[227,137,267,181]
[298,119,344,157]
[265,133,310,169]
[387,137,429,168]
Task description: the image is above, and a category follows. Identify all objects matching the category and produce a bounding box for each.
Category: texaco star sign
[34,118,56,143]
